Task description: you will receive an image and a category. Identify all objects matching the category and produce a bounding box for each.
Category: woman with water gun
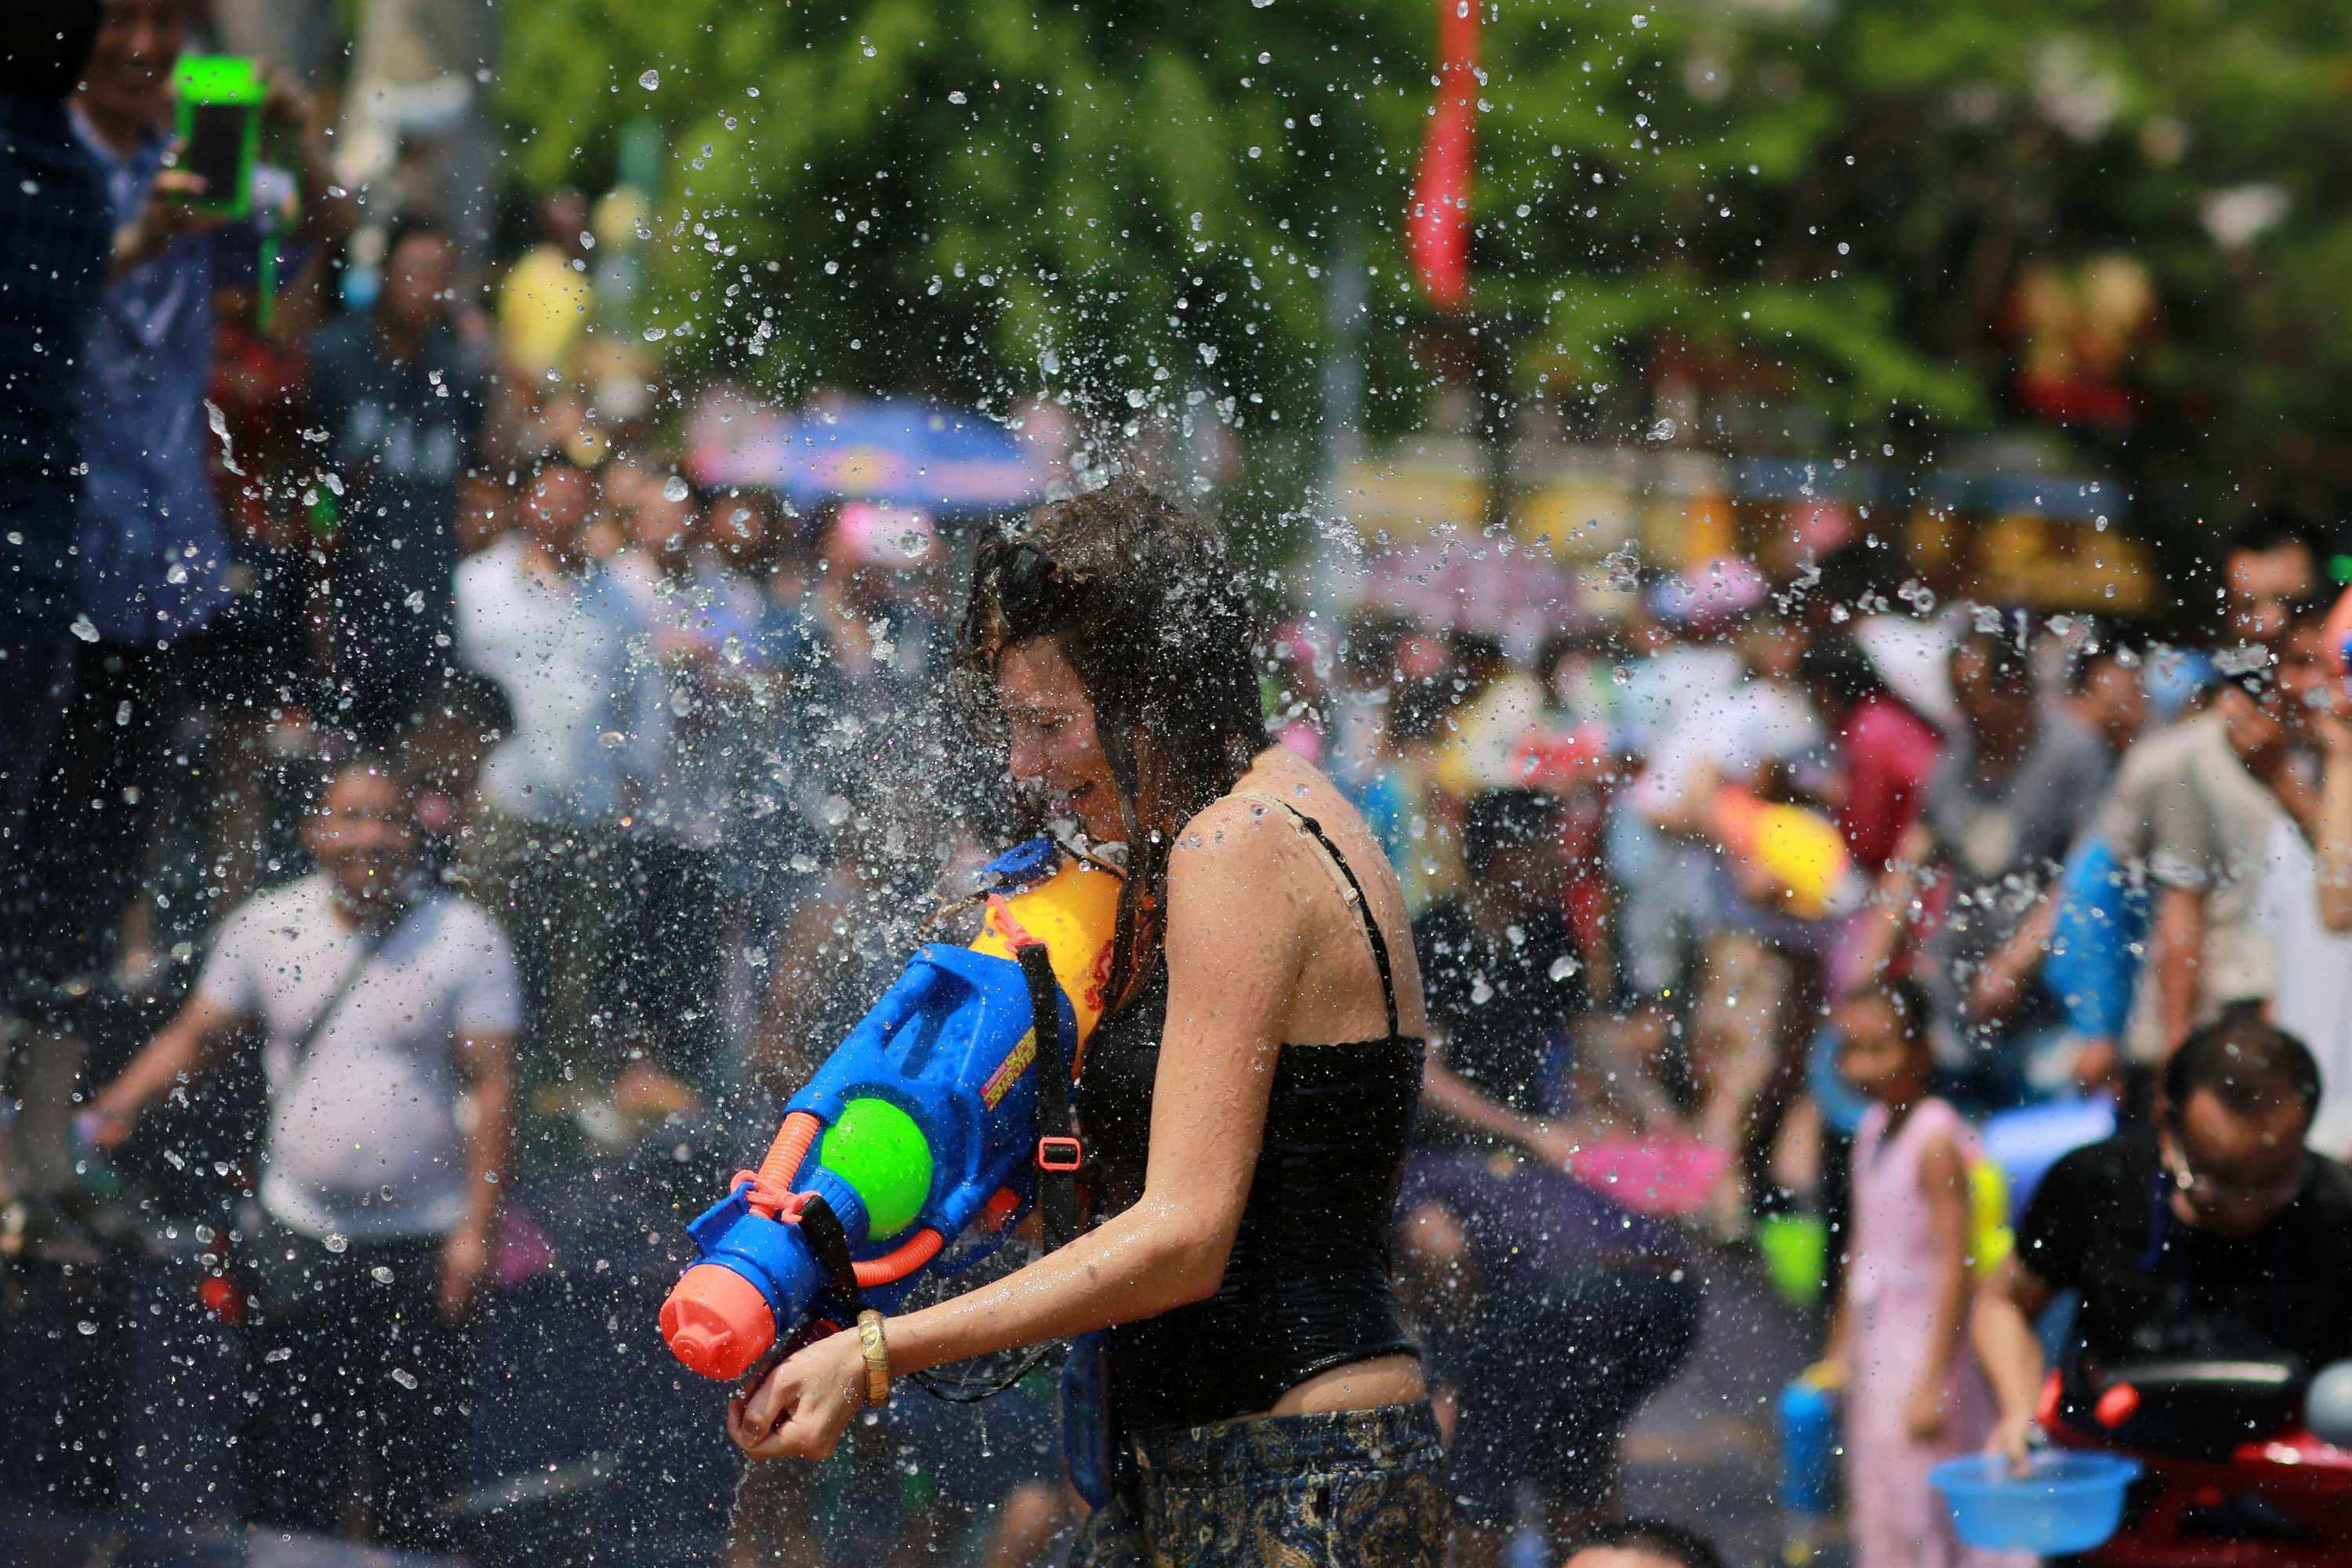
[720,484,1445,1565]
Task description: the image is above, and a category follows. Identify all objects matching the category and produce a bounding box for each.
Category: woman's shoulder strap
[1225,789,1400,1038]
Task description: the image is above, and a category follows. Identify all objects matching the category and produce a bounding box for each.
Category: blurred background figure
[0,0,114,1218]
[1826,979,2022,1568]
[88,755,517,1552]
[310,215,485,743]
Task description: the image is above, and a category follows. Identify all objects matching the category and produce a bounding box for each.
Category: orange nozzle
[661,1262,776,1380]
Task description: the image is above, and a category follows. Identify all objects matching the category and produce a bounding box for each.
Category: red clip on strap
[732,1168,797,1219]
[1036,1135,1083,1173]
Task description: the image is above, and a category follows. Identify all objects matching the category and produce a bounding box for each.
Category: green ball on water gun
[817,1096,935,1240]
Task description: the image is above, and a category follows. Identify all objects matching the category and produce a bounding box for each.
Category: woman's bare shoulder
[1171,791,1301,872]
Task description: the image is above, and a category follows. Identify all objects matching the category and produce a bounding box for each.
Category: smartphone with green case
[170,56,263,218]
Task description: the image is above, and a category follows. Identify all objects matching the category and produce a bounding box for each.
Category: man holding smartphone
[15,2,354,1027]
[0,2,114,1216]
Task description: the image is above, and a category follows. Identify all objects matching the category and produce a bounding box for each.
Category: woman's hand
[1984,1407,2035,1473]
[726,1326,867,1462]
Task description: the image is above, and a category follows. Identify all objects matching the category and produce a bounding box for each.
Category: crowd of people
[7,5,2352,1568]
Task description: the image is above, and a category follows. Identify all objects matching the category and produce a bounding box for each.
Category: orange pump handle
[730,1111,942,1287]
[738,1110,822,1218]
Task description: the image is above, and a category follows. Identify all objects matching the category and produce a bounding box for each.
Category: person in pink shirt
[1827,980,2026,1568]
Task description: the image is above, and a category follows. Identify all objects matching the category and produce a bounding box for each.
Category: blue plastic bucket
[1929,1452,2140,1554]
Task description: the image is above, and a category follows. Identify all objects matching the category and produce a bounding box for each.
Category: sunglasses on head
[993,539,1085,624]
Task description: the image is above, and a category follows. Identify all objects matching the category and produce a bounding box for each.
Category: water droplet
[265,1346,292,1363]
[948,89,967,105]
[70,615,100,643]
[662,474,691,503]
[371,1265,396,1284]
[77,1319,98,1336]
[1548,954,1582,982]
[1125,388,1149,408]
[323,1232,349,1254]
[643,325,668,342]
[165,562,188,585]
[639,69,660,91]
[389,1367,419,1389]
[1250,0,1274,8]
[1647,417,1678,441]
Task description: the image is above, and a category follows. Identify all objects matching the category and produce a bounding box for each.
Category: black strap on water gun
[796,1195,863,1304]
[1018,942,1084,1254]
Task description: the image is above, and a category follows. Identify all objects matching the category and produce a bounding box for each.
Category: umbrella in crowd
[686,390,1048,513]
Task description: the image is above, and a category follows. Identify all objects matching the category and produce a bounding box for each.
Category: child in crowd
[1828,980,2026,1568]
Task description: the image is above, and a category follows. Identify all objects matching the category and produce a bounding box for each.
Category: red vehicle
[2041,1360,2352,1566]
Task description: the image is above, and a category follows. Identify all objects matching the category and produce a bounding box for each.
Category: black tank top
[1075,794,1425,1433]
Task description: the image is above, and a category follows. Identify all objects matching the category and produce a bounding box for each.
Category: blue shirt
[70,109,240,644]
[0,96,111,618]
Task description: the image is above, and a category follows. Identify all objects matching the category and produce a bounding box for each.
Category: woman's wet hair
[2162,1007,2321,1125]
[959,479,1267,996]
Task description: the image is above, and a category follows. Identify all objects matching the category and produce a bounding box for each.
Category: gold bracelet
[855,1308,891,1407]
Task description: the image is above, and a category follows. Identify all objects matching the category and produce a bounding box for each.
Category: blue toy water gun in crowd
[659,839,1121,1383]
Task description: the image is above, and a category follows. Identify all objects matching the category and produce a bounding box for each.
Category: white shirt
[195,873,522,1240]
[1634,677,1823,819]
[2254,818,2352,1158]
[456,535,665,822]
[1616,644,1742,758]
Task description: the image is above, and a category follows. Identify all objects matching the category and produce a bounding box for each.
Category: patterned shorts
[1065,1403,1449,1568]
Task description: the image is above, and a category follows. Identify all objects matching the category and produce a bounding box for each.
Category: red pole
[1406,0,1481,310]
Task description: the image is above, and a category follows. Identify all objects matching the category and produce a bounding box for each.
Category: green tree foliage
[502,0,2352,521]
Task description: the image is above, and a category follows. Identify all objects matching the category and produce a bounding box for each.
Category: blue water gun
[659,839,1121,1381]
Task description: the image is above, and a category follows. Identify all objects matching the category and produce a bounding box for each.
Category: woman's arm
[1905,1131,1974,1441]
[731,800,1302,1459]
[1971,1255,2058,1465]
